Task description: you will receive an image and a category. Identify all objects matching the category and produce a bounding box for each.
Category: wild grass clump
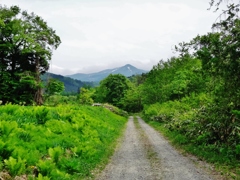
[0,104,127,179]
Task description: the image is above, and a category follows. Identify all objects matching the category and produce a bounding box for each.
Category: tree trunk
[34,57,43,105]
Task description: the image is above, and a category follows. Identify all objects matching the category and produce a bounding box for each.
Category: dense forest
[0,0,240,179]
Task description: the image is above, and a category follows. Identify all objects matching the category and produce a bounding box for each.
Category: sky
[1,0,219,75]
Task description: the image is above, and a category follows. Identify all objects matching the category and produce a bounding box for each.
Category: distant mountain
[67,64,148,82]
[41,73,94,93]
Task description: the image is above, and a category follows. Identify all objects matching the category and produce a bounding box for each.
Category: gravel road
[96,116,214,180]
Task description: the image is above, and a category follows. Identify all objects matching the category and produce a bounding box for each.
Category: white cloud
[1,0,217,75]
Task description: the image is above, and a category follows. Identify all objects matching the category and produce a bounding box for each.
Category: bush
[4,157,26,176]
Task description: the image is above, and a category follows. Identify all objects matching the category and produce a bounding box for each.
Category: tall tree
[94,74,130,107]
[176,9,240,107]
[0,5,61,105]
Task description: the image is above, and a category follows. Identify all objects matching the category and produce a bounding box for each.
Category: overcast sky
[1,0,218,75]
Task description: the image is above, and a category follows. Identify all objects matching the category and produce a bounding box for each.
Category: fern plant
[4,156,26,176]
[0,121,18,137]
[35,107,49,124]
[37,174,51,180]
[48,146,64,163]
[37,159,55,176]
[0,104,127,179]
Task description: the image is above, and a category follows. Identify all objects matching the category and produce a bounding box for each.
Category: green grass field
[0,104,127,179]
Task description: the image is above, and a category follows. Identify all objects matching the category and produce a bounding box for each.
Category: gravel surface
[96,116,214,180]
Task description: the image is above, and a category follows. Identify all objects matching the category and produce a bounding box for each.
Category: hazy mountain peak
[67,64,147,82]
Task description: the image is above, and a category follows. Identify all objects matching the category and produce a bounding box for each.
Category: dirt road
[96,116,214,180]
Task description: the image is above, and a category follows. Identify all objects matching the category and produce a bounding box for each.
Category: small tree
[120,86,143,113]
[93,74,130,107]
[45,79,64,97]
[78,87,93,105]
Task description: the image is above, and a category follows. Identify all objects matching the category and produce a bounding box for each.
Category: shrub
[48,146,64,163]
[37,159,56,176]
[35,107,50,124]
[37,174,51,180]
[4,157,26,176]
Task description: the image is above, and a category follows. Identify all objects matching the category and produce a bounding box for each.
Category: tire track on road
[137,116,213,180]
[96,116,159,180]
[96,116,214,180]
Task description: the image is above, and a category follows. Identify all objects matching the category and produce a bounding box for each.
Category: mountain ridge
[41,73,93,93]
[67,64,147,82]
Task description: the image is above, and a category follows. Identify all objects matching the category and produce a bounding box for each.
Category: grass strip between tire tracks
[133,116,163,180]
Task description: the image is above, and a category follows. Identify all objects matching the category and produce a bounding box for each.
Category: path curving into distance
[96,116,215,180]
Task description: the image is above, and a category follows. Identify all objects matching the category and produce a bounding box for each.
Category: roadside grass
[145,120,240,180]
[0,104,127,179]
[88,114,128,179]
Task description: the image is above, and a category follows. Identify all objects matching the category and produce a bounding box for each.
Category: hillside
[0,104,127,179]
[67,64,147,82]
[41,73,93,93]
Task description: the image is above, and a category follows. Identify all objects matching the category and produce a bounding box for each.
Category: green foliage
[45,78,65,97]
[0,120,18,137]
[93,74,130,107]
[4,157,26,176]
[37,174,51,180]
[0,104,127,179]
[141,56,205,105]
[103,103,128,117]
[37,159,56,176]
[44,94,78,106]
[35,107,50,124]
[166,8,240,165]
[0,5,61,105]
[194,103,240,146]
[140,17,240,174]
[120,86,143,113]
[136,4,240,177]
[48,146,64,163]
[78,87,94,105]
[50,169,70,180]
[147,120,240,178]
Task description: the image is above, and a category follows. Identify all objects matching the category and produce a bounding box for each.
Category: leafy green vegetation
[146,120,240,179]
[0,5,61,105]
[138,55,240,177]
[45,79,65,98]
[93,74,130,108]
[108,2,240,177]
[1,0,240,179]
[131,7,240,177]
[78,88,94,105]
[0,104,127,179]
